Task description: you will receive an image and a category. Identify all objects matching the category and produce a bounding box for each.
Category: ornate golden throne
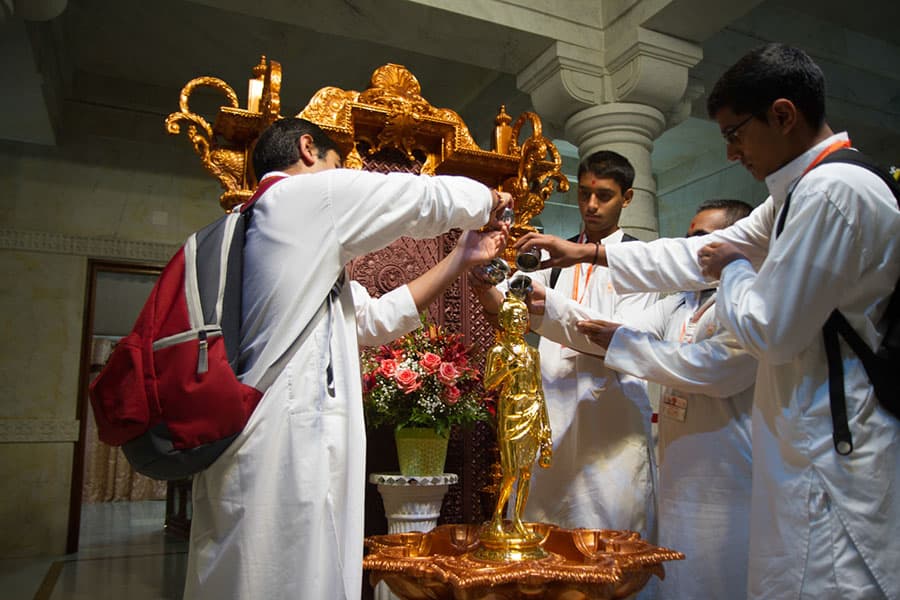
[166,57,569,539]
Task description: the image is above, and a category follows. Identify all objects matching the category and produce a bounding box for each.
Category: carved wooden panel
[354,149,499,534]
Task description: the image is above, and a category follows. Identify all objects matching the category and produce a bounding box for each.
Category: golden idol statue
[476,285,552,561]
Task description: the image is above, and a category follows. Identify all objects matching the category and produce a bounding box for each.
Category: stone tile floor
[1,500,187,600]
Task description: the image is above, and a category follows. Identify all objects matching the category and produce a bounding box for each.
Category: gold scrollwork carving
[507,112,570,243]
[166,58,282,211]
[257,57,282,124]
[166,76,242,206]
[299,86,359,131]
[300,64,479,169]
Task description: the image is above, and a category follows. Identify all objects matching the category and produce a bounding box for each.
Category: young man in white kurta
[535,201,757,599]
[183,118,507,600]
[515,45,900,600]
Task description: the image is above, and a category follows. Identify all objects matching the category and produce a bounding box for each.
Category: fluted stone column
[518,28,702,239]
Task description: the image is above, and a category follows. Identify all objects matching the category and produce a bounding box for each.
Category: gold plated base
[472,521,551,562]
[364,524,684,600]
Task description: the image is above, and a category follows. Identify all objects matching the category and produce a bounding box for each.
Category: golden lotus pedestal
[364,524,684,600]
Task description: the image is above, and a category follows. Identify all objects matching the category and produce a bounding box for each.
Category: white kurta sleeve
[350,280,421,347]
[716,174,866,364]
[606,323,757,397]
[611,288,658,324]
[530,287,607,357]
[607,200,774,294]
[329,170,492,262]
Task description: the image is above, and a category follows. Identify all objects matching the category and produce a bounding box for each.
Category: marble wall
[655,137,768,238]
[0,103,221,557]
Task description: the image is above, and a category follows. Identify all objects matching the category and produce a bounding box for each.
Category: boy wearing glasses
[516,44,900,600]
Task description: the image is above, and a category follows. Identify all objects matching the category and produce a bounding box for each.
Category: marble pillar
[518,29,703,239]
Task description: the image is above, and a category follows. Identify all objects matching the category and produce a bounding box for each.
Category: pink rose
[395,368,421,393]
[379,359,398,377]
[438,362,461,386]
[419,352,442,373]
[444,385,461,405]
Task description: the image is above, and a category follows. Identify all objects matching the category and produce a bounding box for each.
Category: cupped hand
[575,319,622,350]
[526,279,546,315]
[485,191,514,232]
[458,229,507,268]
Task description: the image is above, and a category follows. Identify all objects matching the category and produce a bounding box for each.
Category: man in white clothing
[471,151,658,548]
[183,118,511,600]
[545,199,755,599]
[516,44,900,600]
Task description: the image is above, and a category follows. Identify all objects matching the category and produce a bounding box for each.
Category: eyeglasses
[721,114,754,144]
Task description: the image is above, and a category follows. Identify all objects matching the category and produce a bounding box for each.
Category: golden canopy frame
[165,56,569,245]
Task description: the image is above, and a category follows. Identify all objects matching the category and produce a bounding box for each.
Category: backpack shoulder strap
[240,174,289,213]
[817,149,900,206]
[253,270,346,393]
[803,149,900,454]
[549,267,562,290]
[777,149,900,238]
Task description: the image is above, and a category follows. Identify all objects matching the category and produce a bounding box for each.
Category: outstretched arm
[516,201,773,295]
[601,322,757,397]
[515,232,603,269]
[355,229,506,346]
[408,229,507,310]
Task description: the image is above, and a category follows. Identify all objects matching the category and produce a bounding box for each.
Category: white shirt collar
[764,131,850,206]
[580,228,626,245]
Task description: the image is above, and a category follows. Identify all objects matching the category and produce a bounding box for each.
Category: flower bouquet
[362,317,490,436]
[362,317,491,476]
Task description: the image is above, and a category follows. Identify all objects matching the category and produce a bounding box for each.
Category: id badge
[661,393,688,422]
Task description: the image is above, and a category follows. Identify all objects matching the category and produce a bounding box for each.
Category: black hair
[706,43,826,129]
[252,117,340,178]
[695,199,754,227]
[576,150,635,193]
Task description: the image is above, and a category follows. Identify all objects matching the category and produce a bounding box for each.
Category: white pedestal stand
[369,473,458,600]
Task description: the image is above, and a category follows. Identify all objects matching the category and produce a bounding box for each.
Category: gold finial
[493,105,513,155]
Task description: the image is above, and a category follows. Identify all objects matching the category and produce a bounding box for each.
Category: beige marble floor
[1,500,187,600]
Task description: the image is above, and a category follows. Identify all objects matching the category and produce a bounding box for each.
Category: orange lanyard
[571,232,595,303]
[776,138,854,240]
[802,139,852,176]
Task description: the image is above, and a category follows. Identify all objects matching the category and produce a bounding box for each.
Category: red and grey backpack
[89,175,336,479]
